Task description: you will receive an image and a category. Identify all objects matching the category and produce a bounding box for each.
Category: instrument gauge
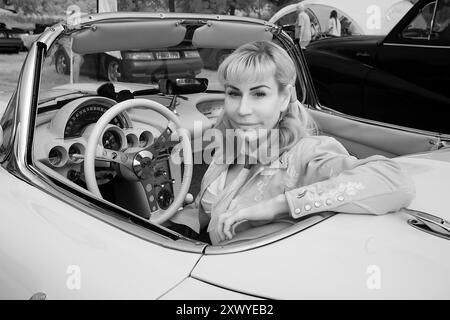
[102,129,122,151]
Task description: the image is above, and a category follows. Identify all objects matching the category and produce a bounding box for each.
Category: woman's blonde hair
[216,40,317,156]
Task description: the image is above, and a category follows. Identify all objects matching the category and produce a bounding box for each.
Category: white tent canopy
[269,0,413,35]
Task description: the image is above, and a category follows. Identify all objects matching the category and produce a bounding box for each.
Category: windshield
[39,25,235,104]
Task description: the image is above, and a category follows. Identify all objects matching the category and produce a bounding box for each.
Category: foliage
[3,0,96,15]
[117,0,167,11]
[1,0,297,17]
[176,0,273,16]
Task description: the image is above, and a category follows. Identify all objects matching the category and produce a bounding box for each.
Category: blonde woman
[179,41,415,245]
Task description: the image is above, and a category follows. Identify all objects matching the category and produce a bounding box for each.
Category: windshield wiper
[132,88,160,96]
[402,208,450,240]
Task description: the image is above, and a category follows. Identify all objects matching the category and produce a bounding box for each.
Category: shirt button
[337,195,345,202]
[326,199,332,205]
[314,201,321,208]
[304,204,312,211]
[294,208,301,214]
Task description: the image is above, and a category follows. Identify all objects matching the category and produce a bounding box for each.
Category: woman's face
[223,74,290,133]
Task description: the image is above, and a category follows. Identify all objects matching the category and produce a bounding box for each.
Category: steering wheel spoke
[139,180,161,215]
[95,145,132,166]
[145,123,180,157]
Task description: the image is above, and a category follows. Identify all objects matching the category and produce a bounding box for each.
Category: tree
[5,0,96,15]
[176,0,261,15]
[266,0,297,11]
[118,0,167,12]
[168,0,175,12]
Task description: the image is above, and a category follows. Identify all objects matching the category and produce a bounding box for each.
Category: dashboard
[33,93,225,215]
[34,96,161,183]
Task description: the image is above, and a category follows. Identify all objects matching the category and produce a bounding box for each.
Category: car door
[0,31,8,51]
[364,0,450,133]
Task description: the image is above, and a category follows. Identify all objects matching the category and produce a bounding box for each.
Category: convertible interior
[31,17,449,247]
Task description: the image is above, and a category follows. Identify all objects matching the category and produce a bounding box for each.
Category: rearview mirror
[158,78,208,95]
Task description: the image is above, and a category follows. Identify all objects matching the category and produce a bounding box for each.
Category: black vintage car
[304,0,450,134]
[0,24,25,53]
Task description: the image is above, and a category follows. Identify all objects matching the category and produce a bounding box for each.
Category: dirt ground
[0,51,27,115]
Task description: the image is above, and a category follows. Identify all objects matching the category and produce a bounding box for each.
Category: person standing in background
[294,3,311,49]
[65,5,83,83]
[327,10,341,37]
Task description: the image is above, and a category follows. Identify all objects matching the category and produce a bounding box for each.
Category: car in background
[0,7,17,16]
[1,10,450,300]
[269,0,413,39]
[304,0,450,134]
[54,40,204,83]
[198,47,233,69]
[0,24,26,53]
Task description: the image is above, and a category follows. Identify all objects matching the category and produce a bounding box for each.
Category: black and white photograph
[0,0,449,304]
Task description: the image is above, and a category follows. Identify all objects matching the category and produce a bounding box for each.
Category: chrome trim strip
[408,219,450,241]
[383,42,450,49]
[204,212,335,254]
[429,1,439,41]
[74,12,275,27]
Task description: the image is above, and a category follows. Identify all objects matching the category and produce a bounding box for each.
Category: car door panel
[305,49,369,116]
[309,108,445,158]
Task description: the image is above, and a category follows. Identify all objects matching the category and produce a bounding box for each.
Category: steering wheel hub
[133,150,155,179]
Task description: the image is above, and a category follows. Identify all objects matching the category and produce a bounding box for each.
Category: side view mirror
[158,78,208,95]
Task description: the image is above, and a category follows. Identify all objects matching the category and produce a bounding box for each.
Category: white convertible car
[1,12,449,300]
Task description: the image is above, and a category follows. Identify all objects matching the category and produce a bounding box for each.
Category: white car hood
[191,155,450,299]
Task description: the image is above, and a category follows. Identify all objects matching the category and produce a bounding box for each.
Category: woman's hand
[216,194,290,242]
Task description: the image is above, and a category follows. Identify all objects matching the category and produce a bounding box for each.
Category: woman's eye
[226,91,240,97]
[254,91,266,97]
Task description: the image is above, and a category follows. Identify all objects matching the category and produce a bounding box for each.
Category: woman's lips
[231,119,261,129]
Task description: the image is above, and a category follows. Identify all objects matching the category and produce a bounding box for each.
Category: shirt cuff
[284,185,347,219]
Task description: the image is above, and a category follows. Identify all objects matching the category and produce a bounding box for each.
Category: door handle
[30,292,47,300]
[356,52,370,57]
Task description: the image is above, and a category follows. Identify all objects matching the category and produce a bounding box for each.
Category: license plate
[155,51,180,59]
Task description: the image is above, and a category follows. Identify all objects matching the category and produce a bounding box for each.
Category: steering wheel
[84,98,192,224]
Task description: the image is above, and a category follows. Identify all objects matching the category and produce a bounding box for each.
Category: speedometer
[64,105,126,138]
